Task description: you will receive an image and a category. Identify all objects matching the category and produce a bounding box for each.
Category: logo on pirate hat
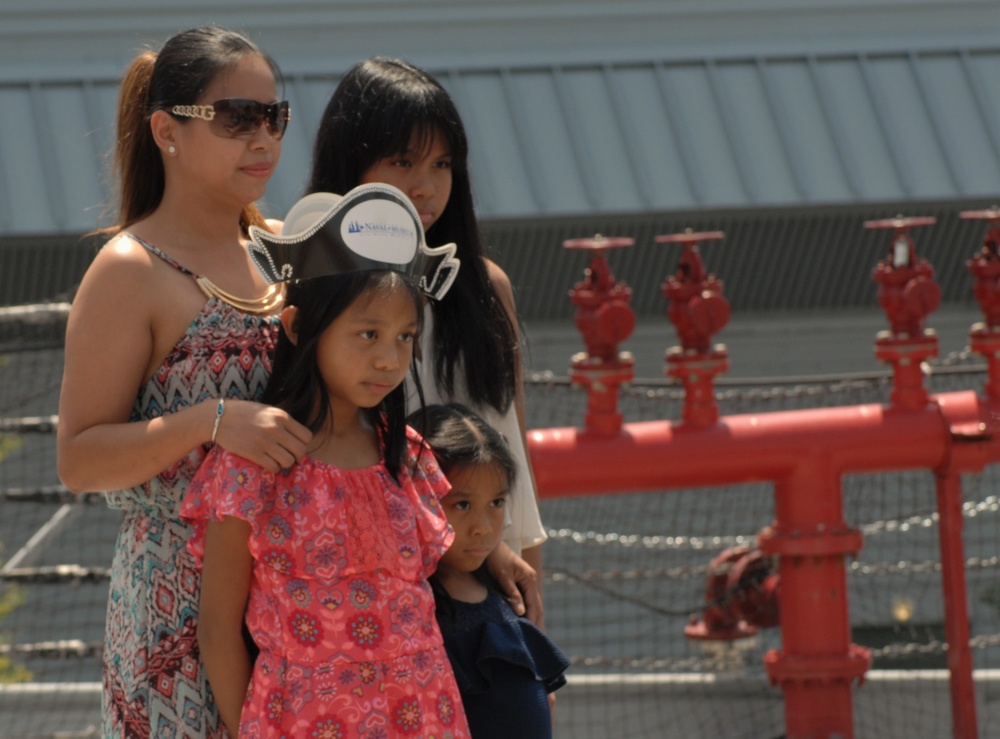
[248,183,460,300]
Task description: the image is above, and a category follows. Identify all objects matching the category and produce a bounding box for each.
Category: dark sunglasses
[170,99,291,140]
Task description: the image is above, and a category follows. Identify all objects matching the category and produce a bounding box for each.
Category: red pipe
[528,394,987,498]
[935,471,978,739]
[762,464,868,738]
[528,390,993,739]
[536,219,992,737]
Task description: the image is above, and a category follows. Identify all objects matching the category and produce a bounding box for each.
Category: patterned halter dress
[101,236,280,738]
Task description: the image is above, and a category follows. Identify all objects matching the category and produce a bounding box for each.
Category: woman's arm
[57,238,310,493]
[520,544,543,593]
[198,516,254,736]
[487,539,542,625]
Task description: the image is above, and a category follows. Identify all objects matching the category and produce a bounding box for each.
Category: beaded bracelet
[211,398,226,444]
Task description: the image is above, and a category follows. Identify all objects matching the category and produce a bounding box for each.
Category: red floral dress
[182,429,470,739]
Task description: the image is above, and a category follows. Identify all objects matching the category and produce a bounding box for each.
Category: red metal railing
[527,213,1000,738]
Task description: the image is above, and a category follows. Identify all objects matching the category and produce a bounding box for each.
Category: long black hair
[262,270,424,481]
[307,57,517,413]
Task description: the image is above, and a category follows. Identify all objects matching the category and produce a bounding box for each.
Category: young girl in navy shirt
[412,403,569,738]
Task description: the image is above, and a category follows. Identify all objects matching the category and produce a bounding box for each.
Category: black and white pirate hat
[248,182,460,300]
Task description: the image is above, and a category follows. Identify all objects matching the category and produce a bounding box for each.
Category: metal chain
[12,633,1000,666]
[547,527,757,551]
[929,347,978,368]
[0,639,102,659]
[572,631,1000,671]
[0,487,103,504]
[0,414,58,433]
[12,554,1000,588]
[531,359,988,410]
[545,491,1000,554]
[549,564,711,582]
[0,565,111,584]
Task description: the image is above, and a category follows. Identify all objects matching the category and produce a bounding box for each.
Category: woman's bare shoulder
[88,232,160,277]
[485,258,513,297]
[485,257,517,314]
[70,231,171,326]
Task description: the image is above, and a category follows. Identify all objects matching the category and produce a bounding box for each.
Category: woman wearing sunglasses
[57,26,311,738]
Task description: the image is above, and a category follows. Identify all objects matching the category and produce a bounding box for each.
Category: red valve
[685,546,779,641]
[961,208,1000,402]
[865,216,940,409]
[658,230,729,354]
[564,235,636,434]
[962,207,1000,329]
[564,235,636,363]
[657,230,730,427]
[865,216,941,338]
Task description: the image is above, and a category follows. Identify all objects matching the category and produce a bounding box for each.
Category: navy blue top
[434,584,569,739]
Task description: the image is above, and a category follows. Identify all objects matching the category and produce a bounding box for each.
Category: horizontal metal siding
[0,236,97,306]
[2,48,999,236]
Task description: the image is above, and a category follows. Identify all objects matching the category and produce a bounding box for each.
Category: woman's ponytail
[113,51,161,230]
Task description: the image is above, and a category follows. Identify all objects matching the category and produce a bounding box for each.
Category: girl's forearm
[198,517,255,734]
[199,629,252,735]
[521,544,543,586]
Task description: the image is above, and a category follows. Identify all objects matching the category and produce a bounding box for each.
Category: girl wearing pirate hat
[183,184,471,737]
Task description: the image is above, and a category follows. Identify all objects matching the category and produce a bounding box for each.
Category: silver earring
[168,145,176,154]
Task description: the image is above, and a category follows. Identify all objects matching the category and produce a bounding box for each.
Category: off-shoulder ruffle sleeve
[401,426,454,577]
[184,430,453,583]
[180,445,274,564]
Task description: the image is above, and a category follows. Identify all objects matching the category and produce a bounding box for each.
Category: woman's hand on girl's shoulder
[486,540,544,626]
[212,400,312,473]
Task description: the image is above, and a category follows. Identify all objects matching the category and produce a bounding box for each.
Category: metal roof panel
[444,71,537,217]
[0,86,54,233]
[715,61,802,204]
[3,46,1000,236]
[813,58,907,201]
[760,59,855,203]
[603,65,696,211]
[505,69,590,214]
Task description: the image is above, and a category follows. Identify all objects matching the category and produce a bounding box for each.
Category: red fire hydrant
[865,216,940,410]
[964,208,1000,328]
[963,208,1000,403]
[658,230,730,427]
[564,235,636,434]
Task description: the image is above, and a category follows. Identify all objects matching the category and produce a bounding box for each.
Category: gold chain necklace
[195,275,285,315]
